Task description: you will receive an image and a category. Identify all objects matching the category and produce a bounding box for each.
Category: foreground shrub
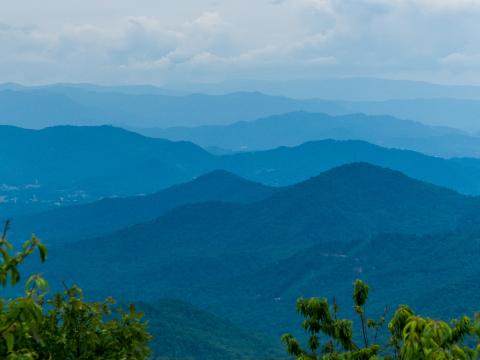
[0,221,152,359]
[283,279,480,360]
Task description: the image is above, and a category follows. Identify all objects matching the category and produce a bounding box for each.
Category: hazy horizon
[5,75,480,88]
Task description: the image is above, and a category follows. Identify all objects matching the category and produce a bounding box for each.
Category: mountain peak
[262,161,465,217]
[300,161,452,193]
[322,161,403,177]
[193,169,260,186]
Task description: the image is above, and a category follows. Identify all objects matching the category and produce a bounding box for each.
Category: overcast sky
[2,0,480,85]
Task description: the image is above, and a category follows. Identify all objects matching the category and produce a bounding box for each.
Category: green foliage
[283,280,480,360]
[281,279,380,360]
[0,220,47,287]
[0,221,152,359]
[389,311,479,360]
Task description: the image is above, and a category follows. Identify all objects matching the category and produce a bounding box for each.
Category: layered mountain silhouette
[0,88,338,128]
[6,125,480,218]
[173,77,480,101]
[221,140,480,194]
[143,111,479,157]
[342,98,480,133]
[5,83,480,133]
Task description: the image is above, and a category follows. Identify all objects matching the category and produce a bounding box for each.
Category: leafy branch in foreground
[281,279,381,360]
[282,279,480,360]
[0,220,152,359]
[0,220,47,287]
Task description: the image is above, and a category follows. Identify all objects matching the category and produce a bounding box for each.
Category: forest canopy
[3,219,480,360]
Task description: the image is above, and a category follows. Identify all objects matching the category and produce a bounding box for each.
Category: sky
[2,0,480,85]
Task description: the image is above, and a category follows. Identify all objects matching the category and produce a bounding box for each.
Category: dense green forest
[7,162,480,358]
[3,220,480,359]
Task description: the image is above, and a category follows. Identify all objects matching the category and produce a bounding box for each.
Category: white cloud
[1,0,480,84]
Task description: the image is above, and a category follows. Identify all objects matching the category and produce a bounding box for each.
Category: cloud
[440,53,480,68]
[2,0,480,84]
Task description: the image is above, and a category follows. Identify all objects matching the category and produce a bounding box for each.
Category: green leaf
[5,333,14,353]
[38,243,48,263]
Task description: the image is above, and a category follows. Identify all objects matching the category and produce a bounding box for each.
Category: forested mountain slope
[11,170,275,245]
[27,164,480,337]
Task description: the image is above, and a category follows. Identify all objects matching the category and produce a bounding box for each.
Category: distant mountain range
[0,125,211,197]
[23,163,480,343]
[171,77,480,101]
[4,84,480,132]
[217,140,480,195]
[0,87,337,129]
[341,98,480,134]
[141,111,480,158]
[6,125,480,218]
